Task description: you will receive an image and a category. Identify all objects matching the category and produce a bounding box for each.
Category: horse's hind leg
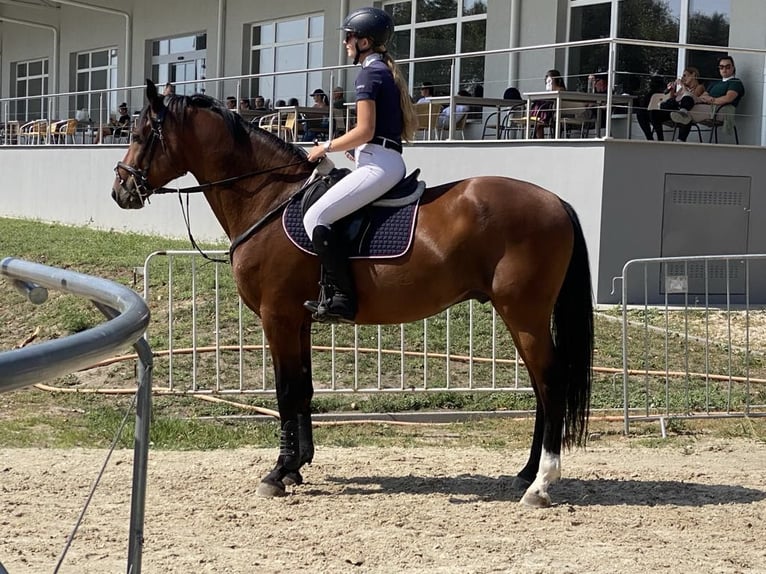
[499,308,564,508]
[256,314,315,497]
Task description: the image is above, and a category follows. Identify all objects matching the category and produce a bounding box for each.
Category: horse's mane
[159,93,308,165]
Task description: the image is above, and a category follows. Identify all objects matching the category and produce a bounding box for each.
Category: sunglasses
[719,64,732,69]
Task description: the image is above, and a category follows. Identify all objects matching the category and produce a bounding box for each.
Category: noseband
[114,107,168,205]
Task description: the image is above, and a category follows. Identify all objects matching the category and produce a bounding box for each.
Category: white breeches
[303,143,405,237]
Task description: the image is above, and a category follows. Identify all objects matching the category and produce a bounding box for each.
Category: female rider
[303,6,417,323]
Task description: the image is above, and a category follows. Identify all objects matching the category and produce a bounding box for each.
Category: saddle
[282,168,425,259]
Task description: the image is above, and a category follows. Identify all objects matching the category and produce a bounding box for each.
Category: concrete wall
[4,140,766,303]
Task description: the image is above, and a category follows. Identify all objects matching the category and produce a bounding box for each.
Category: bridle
[113,103,306,206]
[113,100,312,262]
[113,106,169,205]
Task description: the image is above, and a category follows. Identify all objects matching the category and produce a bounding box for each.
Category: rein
[151,160,306,196]
[174,163,309,265]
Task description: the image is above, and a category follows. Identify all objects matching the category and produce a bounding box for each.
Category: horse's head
[111,79,187,209]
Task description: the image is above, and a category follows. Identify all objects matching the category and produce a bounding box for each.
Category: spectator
[673,55,745,142]
[635,74,667,140]
[437,89,471,131]
[592,73,608,94]
[310,88,329,107]
[163,82,175,97]
[332,86,346,110]
[95,102,131,144]
[225,96,237,110]
[416,81,435,103]
[287,97,300,106]
[239,98,251,111]
[642,67,704,141]
[303,89,330,141]
[274,99,287,108]
[253,96,268,110]
[530,69,567,139]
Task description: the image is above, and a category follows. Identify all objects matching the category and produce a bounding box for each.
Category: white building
[1,0,765,304]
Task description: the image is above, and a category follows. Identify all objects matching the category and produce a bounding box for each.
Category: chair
[257,112,280,134]
[282,112,299,141]
[557,101,593,138]
[414,102,440,140]
[49,119,78,144]
[19,119,49,145]
[481,101,525,139]
[438,111,468,140]
[694,104,739,144]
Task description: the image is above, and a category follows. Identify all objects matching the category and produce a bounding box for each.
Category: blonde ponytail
[381,51,418,142]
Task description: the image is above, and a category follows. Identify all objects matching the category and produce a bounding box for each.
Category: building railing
[1,36,763,145]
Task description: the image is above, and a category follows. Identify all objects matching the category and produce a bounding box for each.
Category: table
[523,91,634,139]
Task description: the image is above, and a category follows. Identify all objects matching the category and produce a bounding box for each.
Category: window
[249,14,324,106]
[75,48,118,119]
[568,0,730,93]
[12,58,49,121]
[150,33,207,96]
[384,0,487,97]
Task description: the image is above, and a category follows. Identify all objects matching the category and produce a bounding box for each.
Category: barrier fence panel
[619,254,766,434]
[142,250,527,396]
[0,257,153,574]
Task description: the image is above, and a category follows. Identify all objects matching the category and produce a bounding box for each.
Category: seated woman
[530,69,566,139]
[647,67,704,141]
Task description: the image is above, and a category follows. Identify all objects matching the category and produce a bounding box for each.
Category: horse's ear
[145,79,163,112]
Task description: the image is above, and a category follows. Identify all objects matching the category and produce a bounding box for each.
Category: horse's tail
[554,200,594,449]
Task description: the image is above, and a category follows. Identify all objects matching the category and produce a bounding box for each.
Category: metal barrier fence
[619,254,766,434]
[0,257,153,574]
[141,250,528,395]
[142,251,766,433]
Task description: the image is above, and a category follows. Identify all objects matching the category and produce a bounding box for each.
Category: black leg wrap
[297,413,315,465]
[279,419,301,471]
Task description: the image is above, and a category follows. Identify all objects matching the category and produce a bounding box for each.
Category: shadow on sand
[317,473,766,506]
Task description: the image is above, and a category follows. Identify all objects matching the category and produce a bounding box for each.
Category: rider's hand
[307,141,327,163]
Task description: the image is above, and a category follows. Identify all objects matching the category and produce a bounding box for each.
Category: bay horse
[112,80,593,507]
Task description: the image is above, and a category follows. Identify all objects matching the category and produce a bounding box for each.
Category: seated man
[95,102,131,143]
[673,55,745,142]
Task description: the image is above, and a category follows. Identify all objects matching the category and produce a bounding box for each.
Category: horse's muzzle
[111,181,145,210]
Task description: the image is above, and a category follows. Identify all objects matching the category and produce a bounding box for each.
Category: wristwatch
[323,140,332,152]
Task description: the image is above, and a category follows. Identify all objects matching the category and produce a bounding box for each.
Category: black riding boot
[304,225,357,324]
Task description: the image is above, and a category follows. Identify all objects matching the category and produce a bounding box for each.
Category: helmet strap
[351,38,374,66]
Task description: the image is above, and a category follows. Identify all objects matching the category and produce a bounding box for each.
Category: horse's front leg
[256,314,315,498]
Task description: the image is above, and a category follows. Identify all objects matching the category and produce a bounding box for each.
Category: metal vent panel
[661,174,751,294]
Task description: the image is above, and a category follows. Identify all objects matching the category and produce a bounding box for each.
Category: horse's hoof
[283,470,303,487]
[256,479,287,498]
[511,475,532,491]
[520,488,552,508]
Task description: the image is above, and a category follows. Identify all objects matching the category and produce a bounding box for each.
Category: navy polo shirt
[355,54,403,143]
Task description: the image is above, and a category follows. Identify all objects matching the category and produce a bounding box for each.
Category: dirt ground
[1,438,765,574]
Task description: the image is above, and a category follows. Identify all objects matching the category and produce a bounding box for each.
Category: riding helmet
[341,7,394,47]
